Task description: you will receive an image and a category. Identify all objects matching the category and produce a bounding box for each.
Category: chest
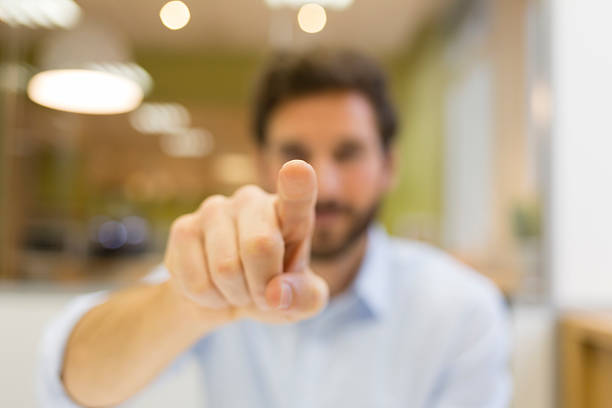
[198,319,442,408]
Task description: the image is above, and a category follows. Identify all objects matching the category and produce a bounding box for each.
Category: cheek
[340,160,386,205]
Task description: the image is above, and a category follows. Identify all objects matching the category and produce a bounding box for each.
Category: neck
[311,232,369,298]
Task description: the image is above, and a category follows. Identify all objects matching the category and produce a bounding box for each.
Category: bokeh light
[122,216,149,245]
[297,3,327,34]
[265,0,352,10]
[27,69,143,114]
[213,154,256,185]
[159,1,191,30]
[159,128,214,158]
[130,102,191,134]
[97,221,128,250]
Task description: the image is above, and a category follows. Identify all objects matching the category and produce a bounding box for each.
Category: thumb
[264,270,329,317]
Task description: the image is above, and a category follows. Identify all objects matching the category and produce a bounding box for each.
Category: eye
[334,142,363,163]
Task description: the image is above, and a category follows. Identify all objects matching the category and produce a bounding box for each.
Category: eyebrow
[335,138,364,149]
[275,133,369,152]
[278,141,307,152]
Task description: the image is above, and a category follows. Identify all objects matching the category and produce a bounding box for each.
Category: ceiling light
[28,69,143,114]
[160,1,191,30]
[0,0,81,29]
[297,3,327,34]
[266,0,353,10]
[27,19,151,115]
[86,62,153,95]
[159,128,213,158]
[130,103,190,134]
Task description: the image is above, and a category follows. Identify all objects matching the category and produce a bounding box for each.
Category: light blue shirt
[38,225,511,407]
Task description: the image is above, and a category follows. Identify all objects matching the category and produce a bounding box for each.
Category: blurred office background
[1,0,611,407]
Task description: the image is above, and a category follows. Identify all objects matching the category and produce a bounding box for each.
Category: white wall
[443,62,495,253]
[551,0,612,308]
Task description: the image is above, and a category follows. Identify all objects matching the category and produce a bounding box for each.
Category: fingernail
[278,283,292,310]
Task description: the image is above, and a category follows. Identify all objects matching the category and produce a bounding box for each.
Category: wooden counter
[560,311,612,408]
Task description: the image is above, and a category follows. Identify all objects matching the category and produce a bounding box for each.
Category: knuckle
[214,257,242,279]
[187,277,212,297]
[243,233,282,256]
[170,215,199,240]
[234,185,264,202]
[199,195,227,214]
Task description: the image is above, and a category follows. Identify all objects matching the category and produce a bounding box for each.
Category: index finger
[275,160,317,245]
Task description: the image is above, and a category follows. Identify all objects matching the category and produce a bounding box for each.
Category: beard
[310,198,381,261]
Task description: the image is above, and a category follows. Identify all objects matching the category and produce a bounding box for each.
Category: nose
[311,159,341,200]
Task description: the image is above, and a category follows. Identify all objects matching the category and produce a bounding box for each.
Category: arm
[45,160,327,407]
[61,281,231,407]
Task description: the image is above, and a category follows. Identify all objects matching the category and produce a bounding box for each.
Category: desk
[560,312,612,408]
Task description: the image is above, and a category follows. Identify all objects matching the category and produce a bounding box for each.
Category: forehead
[266,90,379,147]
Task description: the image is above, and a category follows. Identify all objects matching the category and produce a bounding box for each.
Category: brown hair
[252,48,398,150]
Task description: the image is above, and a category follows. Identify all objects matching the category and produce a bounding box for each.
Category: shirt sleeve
[36,264,190,407]
[36,289,109,407]
[429,286,513,408]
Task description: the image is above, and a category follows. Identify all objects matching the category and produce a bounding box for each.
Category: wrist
[159,281,236,336]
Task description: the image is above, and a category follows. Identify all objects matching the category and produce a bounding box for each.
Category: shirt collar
[351,223,392,320]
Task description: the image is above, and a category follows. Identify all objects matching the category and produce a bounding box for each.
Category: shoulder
[384,236,507,329]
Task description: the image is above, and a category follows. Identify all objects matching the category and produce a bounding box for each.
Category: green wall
[380,26,446,239]
[135,50,264,105]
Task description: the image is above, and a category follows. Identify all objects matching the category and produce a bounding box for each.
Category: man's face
[259,90,394,260]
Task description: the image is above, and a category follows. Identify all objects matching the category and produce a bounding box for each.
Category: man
[39,49,510,407]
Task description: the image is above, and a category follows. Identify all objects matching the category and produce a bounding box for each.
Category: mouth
[315,210,343,225]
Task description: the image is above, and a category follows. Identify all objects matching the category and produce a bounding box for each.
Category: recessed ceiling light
[297,3,327,34]
[160,1,191,30]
